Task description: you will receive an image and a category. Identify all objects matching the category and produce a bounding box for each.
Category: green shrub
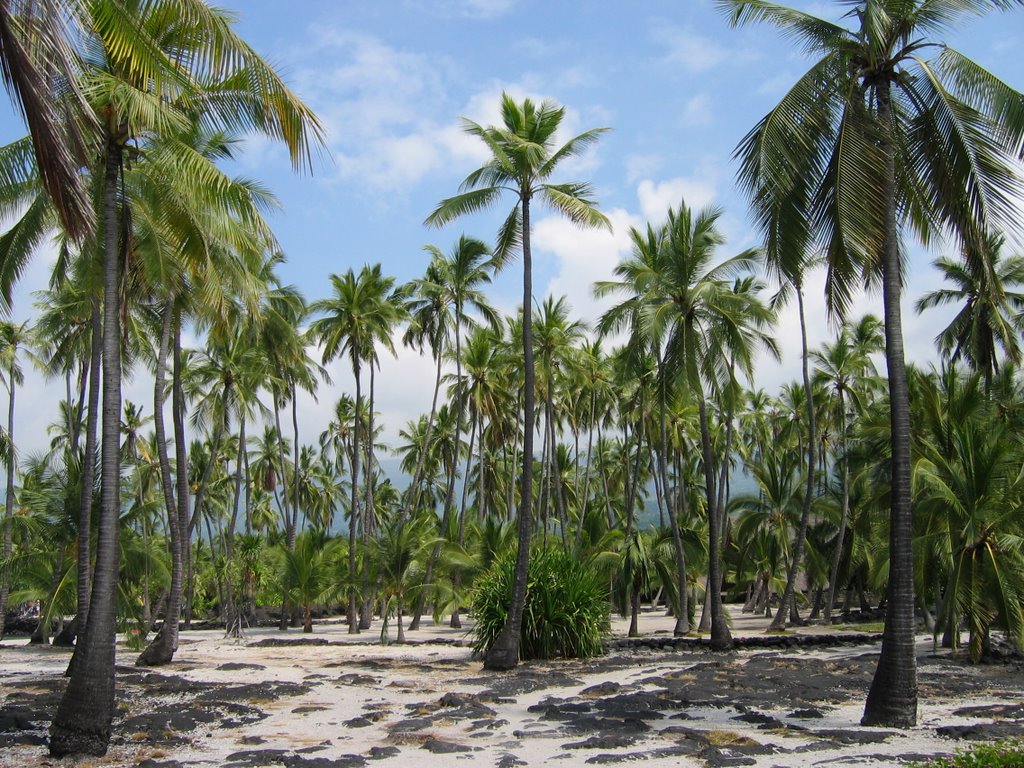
[470,545,609,660]
[916,741,1024,767]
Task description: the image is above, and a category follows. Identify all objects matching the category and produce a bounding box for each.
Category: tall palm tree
[49,1,323,747]
[719,0,1024,727]
[599,200,775,649]
[309,264,399,634]
[0,320,27,639]
[532,295,586,546]
[426,93,610,669]
[916,233,1024,390]
[813,319,880,623]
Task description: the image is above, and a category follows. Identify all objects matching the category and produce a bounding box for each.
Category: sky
[1,0,1023,460]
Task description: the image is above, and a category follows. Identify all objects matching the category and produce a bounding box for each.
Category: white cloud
[535,207,640,326]
[625,154,663,185]
[682,94,713,127]
[653,26,728,73]
[637,176,717,223]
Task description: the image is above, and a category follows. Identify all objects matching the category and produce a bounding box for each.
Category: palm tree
[373,508,436,644]
[813,317,881,622]
[281,530,342,633]
[426,93,610,670]
[48,0,324,754]
[309,264,399,633]
[0,320,27,639]
[0,1,93,240]
[719,0,1024,728]
[532,296,586,547]
[599,200,775,649]
[731,444,805,616]
[916,233,1024,390]
[914,368,1024,660]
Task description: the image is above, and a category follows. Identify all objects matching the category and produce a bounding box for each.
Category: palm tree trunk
[360,363,378,630]
[656,360,689,635]
[70,297,102,651]
[223,417,245,636]
[484,194,534,670]
[273,394,294,631]
[51,136,123,757]
[0,343,16,639]
[72,363,87,456]
[172,313,190,637]
[825,391,848,624]
[770,283,816,631]
[699,394,731,650]
[549,382,568,548]
[451,412,478,629]
[573,389,597,551]
[242,434,255,623]
[185,391,226,627]
[405,351,444,523]
[598,422,614,529]
[137,300,181,666]
[862,78,917,729]
[348,360,361,634]
[478,412,487,524]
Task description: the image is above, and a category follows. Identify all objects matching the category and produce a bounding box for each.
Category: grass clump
[916,740,1024,767]
[471,545,609,660]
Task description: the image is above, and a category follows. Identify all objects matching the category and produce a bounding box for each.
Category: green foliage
[916,741,1024,768]
[471,544,609,660]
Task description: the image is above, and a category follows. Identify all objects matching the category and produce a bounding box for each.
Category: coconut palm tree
[914,368,1024,660]
[281,530,342,633]
[425,93,610,669]
[48,0,324,754]
[532,296,586,546]
[600,200,775,649]
[373,508,436,644]
[309,265,400,633]
[916,233,1024,390]
[719,0,1024,728]
[0,320,27,639]
[0,0,93,241]
[813,317,882,622]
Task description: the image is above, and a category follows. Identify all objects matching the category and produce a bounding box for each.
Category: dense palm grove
[0,0,1022,757]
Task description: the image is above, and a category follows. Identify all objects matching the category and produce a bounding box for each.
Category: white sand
[0,608,1017,767]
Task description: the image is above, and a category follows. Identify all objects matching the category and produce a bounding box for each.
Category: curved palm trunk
[137,301,181,666]
[863,79,917,728]
[770,284,816,631]
[51,137,123,757]
[485,194,534,670]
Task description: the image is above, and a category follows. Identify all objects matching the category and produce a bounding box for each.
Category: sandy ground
[2,607,1023,767]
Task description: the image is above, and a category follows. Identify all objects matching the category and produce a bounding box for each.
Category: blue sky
[2,0,1023,457]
